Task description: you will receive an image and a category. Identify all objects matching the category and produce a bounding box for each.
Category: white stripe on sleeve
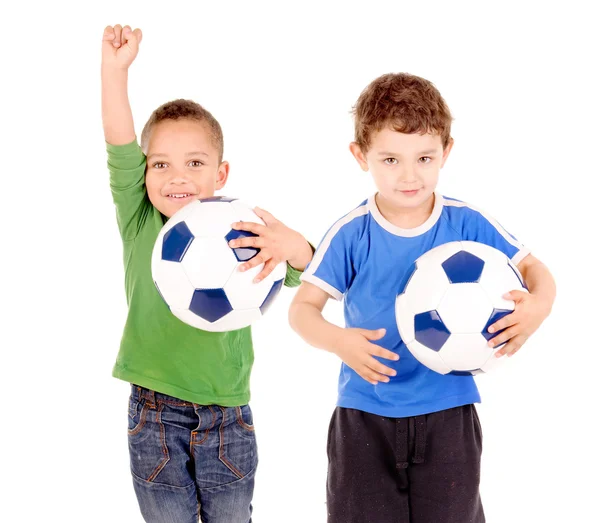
[443,198,530,263]
[300,204,369,300]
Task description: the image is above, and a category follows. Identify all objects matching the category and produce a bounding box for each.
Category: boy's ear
[349,142,369,172]
[441,137,454,167]
[215,161,230,190]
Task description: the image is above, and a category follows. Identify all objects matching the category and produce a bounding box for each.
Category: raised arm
[101,24,142,145]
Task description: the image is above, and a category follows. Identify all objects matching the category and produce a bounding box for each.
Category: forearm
[102,65,135,145]
[523,261,556,314]
[289,301,344,354]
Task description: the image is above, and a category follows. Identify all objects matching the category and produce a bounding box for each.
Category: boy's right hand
[102,24,142,70]
[332,328,399,385]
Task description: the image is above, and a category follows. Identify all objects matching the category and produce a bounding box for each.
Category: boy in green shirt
[102,24,313,523]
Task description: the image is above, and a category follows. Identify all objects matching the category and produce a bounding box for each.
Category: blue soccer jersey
[301,193,530,417]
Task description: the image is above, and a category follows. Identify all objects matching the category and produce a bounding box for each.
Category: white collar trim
[367,192,444,237]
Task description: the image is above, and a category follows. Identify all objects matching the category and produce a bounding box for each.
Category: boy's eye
[153,162,167,169]
[384,158,398,165]
[189,160,204,168]
[419,157,432,164]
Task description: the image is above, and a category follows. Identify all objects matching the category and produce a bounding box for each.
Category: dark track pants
[326,405,485,523]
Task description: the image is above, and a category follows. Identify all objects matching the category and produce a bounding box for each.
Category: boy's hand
[229,207,313,283]
[487,290,551,357]
[332,328,399,385]
[102,24,143,70]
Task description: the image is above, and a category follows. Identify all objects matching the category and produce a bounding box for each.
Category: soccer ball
[395,241,527,375]
[151,196,287,332]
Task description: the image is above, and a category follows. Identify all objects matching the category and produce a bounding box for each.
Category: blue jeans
[128,385,257,523]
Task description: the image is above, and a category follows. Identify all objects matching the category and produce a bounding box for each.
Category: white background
[3,0,599,521]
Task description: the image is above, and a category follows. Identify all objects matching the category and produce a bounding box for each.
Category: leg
[194,405,258,523]
[408,404,485,523]
[128,386,200,523]
[326,407,410,523]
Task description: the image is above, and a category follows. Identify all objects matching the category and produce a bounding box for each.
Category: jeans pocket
[219,407,258,480]
[128,402,170,483]
[128,395,141,421]
[128,397,149,434]
[234,405,255,436]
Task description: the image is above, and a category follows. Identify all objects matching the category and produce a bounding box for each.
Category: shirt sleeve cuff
[106,139,146,169]
[299,274,343,301]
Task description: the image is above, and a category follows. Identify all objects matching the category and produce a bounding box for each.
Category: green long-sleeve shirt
[108,140,302,405]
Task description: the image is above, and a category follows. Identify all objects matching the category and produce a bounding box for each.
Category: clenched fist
[102,24,143,70]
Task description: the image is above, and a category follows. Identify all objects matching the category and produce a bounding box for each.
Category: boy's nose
[398,169,417,182]
[169,172,188,183]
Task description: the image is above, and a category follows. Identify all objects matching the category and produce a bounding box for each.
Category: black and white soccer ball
[151,197,286,332]
[395,241,528,375]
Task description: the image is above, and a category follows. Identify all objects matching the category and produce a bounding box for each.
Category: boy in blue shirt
[289,73,555,522]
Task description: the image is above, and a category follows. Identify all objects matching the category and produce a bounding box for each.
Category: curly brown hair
[140,99,224,162]
[353,73,453,152]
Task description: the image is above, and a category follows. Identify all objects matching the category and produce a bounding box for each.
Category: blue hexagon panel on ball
[395,241,528,375]
[162,222,195,262]
[225,229,260,262]
[151,197,288,332]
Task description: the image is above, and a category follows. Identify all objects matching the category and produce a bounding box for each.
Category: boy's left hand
[228,207,313,283]
[487,290,551,357]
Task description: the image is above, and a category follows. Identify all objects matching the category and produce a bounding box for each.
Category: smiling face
[350,128,453,225]
[144,119,229,218]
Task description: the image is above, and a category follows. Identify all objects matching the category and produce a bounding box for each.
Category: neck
[375,193,435,229]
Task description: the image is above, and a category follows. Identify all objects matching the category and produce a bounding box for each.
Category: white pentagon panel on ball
[182,237,238,289]
[479,258,525,309]
[184,200,238,238]
[152,261,196,310]
[395,294,415,344]
[406,340,452,375]
[224,264,276,310]
[401,262,451,314]
[151,235,164,272]
[172,306,262,332]
[271,259,287,281]
[170,307,221,331]
[436,283,493,333]
[396,255,453,346]
[438,333,492,371]
[479,350,508,373]
[415,241,463,270]
[165,199,199,230]
[230,200,265,226]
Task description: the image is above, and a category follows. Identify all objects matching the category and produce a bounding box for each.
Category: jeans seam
[218,407,245,480]
[131,471,195,490]
[146,403,170,482]
[158,398,193,407]
[191,405,217,450]
[198,464,258,492]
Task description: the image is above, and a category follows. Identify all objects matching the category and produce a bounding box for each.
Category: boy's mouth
[167,193,194,200]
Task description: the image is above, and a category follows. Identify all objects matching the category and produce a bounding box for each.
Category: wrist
[326,326,347,357]
[101,63,130,75]
[287,238,314,271]
[535,294,554,317]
